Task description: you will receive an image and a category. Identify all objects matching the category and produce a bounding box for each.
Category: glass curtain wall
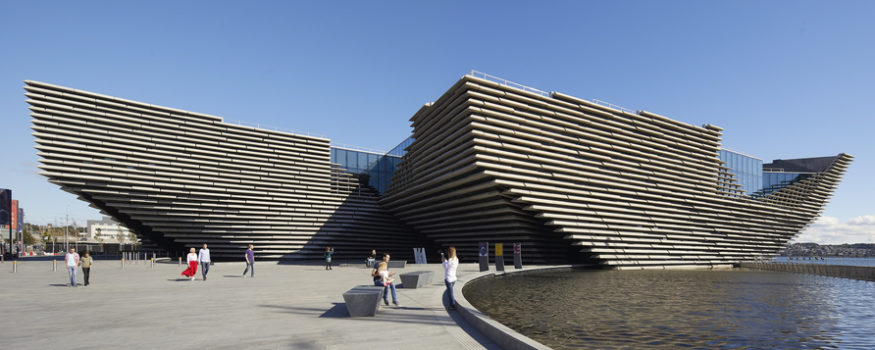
[329,136,413,195]
[718,149,763,196]
[330,147,403,195]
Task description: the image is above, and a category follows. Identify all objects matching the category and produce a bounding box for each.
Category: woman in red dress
[181,247,198,281]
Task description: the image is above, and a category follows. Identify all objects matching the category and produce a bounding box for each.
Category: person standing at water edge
[441,246,459,309]
[198,243,211,281]
[372,253,399,306]
[324,246,334,270]
[65,247,80,287]
[181,248,198,281]
[80,251,93,286]
[243,244,254,278]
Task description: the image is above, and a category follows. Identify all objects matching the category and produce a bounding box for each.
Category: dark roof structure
[764,156,841,173]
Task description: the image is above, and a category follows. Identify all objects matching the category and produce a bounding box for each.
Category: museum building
[25,73,851,267]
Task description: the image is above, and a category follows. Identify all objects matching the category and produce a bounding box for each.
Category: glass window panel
[358,153,368,172]
[343,150,354,170]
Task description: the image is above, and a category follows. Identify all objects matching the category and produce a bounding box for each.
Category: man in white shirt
[65,247,80,287]
[198,243,211,281]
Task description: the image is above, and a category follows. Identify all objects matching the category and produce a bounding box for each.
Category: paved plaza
[0,258,501,350]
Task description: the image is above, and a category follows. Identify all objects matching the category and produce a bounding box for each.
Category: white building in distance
[86,216,135,243]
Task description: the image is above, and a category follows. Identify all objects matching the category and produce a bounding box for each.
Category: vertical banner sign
[478,242,489,272]
[513,243,522,269]
[0,189,10,226]
[495,243,505,272]
[11,201,19,256]
[17,207,24,233]
[11,200,19,232]
[0,189,9,256]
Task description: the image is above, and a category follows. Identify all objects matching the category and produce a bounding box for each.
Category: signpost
[478,242,489,272]
[413,248,427,264]
[495,243,505,271]
[513,243,523,269]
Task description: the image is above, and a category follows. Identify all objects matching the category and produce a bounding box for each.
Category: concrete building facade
[26,80,421,261]
[380,74,852,267]
[25,74,851,267]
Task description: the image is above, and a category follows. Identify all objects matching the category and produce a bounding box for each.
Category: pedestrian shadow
[167,278,194,282]
[222,274,243,278]
[49,283,72,287]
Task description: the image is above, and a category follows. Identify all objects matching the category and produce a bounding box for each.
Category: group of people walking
[64,247,93,287]
[63,243,460,311]
[181,243,255,280]
[180,244,211,281]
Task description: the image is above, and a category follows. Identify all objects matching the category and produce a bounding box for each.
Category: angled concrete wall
[25,80,420,260]
[381,75,852,267]
[24,76,852,267]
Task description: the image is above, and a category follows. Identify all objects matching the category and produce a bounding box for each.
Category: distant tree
[22,231,36,245]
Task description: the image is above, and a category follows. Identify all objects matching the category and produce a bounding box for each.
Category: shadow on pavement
[442,289,504,350]
[319,303,349,318]
[257,303,456,326]
[222,274,243,278]
[166,278,194,282]
[49,283,72,287]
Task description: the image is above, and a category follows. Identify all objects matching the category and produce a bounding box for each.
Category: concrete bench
[342,285,385,317]
[387,260,407,269]
[399,270,434,289]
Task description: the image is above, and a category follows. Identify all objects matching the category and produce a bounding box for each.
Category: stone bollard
[121,257,125,270]
[178,257,182,267]
[12,260,17,273]
[53,260,57,272]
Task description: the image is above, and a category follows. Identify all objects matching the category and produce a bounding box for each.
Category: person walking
[441,246,459,309]
[65,247,80,287]
[80,251,93,286]
[242,244,254,278]
[324,246,334,270]
[198,243,211,281]
[181,248,198,281]
[372,253,399,306]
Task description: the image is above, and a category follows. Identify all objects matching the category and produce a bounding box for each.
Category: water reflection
[463,269,875,349]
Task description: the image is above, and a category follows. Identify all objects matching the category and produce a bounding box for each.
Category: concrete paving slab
[0,259,501,350]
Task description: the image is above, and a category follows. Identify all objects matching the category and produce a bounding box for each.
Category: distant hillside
[781,243,875,257]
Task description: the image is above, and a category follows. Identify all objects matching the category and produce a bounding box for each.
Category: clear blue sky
[1,1,873,243]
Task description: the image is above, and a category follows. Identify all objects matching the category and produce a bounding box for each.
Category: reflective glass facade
[719,149,763,195]
[330,147,402,194]
[387,136,414,157]
[760,172,811,197]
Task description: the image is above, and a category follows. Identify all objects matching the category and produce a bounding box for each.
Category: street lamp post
[64,209,69,252]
